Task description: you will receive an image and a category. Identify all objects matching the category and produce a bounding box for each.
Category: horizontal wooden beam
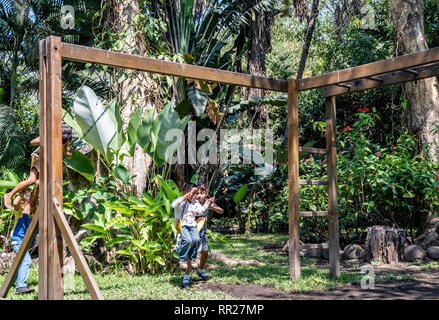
[299,46,439,91]
[299,147,326,154]
[299,211,328,217]
[322,63,439,97]
[299,179,328,185]
[60,43,287,92]
[301,243,329,250]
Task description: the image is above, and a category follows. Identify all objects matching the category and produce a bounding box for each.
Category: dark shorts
[199,223,208,251]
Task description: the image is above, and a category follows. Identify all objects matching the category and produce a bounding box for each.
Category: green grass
[206,233,363,292]
[407,260,439,270]
[421,261,439,270]
[1,233,412,300]
[376,273,413,282]
[0,268,236,300]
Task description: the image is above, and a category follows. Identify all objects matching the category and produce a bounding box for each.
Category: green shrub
[64,176,180,274]
[269,108,439,244]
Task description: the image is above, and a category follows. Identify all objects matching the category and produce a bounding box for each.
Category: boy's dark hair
[197,183,208,193]
[182,183,193,193]
[62,125,74,144]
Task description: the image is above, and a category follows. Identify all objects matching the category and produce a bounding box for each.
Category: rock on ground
[426,246,439,260]
[0,252,15,275]
[344,244,364,260]
[416,232,439,250]
[404,245,425,262]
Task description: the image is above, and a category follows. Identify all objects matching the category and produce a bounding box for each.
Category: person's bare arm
[13,194,22,211]
[210,203,223,214]
[30,136,40,146]
[30,182,39,206]
[182,187,198,201]
[206,197,224,214]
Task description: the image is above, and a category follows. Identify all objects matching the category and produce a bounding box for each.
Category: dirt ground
[196,261,439,300]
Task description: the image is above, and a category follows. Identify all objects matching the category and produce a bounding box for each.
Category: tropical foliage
[268,109,439,244]
[1,0,439,280]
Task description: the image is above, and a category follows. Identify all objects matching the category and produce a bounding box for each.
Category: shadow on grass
[204,261,363,293]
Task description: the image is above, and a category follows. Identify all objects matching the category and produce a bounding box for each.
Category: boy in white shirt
[171,184,201,287]
[194,184,223,281]
[173,184,217,288]
[172,183,194,256]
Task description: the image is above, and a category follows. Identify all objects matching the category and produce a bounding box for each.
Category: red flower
[343,125,351,131]
[324,131,327,136]
[359,132,363,135]
[436,186,439,191]
[435,175,439,181]
[375,152,382,157]
[390,183,395,187]
[363,108,369,113]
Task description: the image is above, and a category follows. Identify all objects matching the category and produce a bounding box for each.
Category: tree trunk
[390,0,439,160]
[246,11,274,100]
[9,36,21,108]
[245,10,274,128]
[282,0,320,148]
[364,226,406,263]
[110,0,159,196]
[296,0,320,80]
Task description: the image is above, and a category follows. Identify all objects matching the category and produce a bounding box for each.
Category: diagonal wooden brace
[0,212,39,298]
[52,198,104,300]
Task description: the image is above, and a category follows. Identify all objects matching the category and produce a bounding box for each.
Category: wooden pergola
[1,35,439,300]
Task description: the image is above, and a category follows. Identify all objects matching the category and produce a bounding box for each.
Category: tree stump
[364,226,406,264]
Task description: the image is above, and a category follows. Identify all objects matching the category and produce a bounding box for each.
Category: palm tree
[0,104,29,172]
[0,0,107,108]
[151,0,277,103]
[148,0,277,185]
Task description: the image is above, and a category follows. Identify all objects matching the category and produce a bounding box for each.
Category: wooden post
[325,96,340,278]
[288,79,300,280]
[38,38,48,299]
[53,198,104,300]
[39,36,64,300]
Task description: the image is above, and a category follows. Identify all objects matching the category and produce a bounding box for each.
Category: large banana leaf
[187,85,209,116]
[233,184,248,204]
[62,109,83,138]
[63,148,96,182]
[137,108,156,151]
[106,98,126,153]
[159,179,181,203]
[127,108,143,156]
[155,103,190,161]
[137,103,189,164]
[73,86,118,164]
